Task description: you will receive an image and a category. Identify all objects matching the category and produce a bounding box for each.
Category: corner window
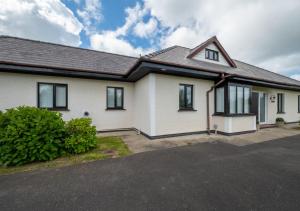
[277,93,285,113]
[38,83,68,110]
[179,84,193,110]
[107,87,124,109]
[205,49,219,61]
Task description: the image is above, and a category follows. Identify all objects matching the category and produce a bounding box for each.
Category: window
[205,49,219,61]
[107,87,124,109]
[216,87,224,112]
[229,85,251,115]
[277,93,285,113]
[179,84,193,110]
[38,83,67,110]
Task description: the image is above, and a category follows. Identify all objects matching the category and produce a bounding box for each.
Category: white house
[0,36,300,139]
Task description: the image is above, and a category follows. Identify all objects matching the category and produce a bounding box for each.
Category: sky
[0,0,299,81]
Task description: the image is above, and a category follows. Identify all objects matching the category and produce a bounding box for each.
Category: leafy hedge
[0,106,66,166]
[64,118,97,154]
[0,106,97,166]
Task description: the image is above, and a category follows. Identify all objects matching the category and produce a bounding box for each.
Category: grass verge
[0,136,131,175]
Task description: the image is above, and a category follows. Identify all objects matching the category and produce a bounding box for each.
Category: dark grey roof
[145,46,300,87]
[0,36,138,75]
[0,36,299,87]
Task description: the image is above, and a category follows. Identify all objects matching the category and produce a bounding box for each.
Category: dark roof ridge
[0,35,139,59]
[234,59,300,84]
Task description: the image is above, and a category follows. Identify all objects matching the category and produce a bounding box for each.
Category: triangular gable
[187,36,236,68]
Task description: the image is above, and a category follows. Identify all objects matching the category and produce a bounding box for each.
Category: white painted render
[193,43,230,67]
[212,116,257,134]
[253,86,300,124]
[133,74,151,135]
[0,72,134,130]
[0,72,299,138]
[154,74,215,136]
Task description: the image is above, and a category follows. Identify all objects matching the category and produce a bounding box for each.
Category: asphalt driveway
[1,135,300,211]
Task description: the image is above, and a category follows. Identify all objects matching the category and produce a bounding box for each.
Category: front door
[251,92,259,124]
[251,92,267,124]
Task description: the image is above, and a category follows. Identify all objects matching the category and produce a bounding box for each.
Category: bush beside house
[65,118,97,154]
[0,106,97,166]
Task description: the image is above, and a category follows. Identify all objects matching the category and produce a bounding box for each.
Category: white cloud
[290,74,300,81]
[76,0,102,34]
[89,3,154,56]
[0,0,83,46]
[90,33,151,56]
[144,0,300,76]
[133,18,157,38]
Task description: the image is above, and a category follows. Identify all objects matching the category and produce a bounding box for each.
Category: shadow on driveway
[1,135,300,211]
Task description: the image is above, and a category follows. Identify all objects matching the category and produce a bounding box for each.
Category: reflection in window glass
[244,88,250,113]
[216,87,224,112]
[107,88,115,108]
[237,87,243,113]
[56,86,66,107]
[229,86,236,114]
[39,84,53,108]
[116,89,123,107]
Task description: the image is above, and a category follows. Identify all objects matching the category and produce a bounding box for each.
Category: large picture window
[107,87,124,109]
[215,83,251,115]
[229,85,251,114]
[277,93,285,113]
[38,83,68,110]
[179,84,193,110]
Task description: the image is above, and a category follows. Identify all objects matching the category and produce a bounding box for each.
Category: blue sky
[0,0,299,80]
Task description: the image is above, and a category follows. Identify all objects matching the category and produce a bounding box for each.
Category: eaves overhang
[126,61,220,82]
[231,76,300,91]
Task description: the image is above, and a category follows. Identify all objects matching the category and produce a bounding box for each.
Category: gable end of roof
[187,36,237,68]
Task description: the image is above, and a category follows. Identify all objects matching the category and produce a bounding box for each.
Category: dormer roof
[187,36,237,68]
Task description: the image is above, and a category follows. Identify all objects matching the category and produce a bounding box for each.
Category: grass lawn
[0,136,131,175]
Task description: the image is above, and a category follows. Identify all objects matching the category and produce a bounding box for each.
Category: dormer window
[205,48,219,61]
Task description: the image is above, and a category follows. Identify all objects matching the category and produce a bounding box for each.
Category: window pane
[179,85,185,108]
[39,84,53,108]
[107,88,115,108]
[116,89,123,107]
[56,86,66,107]
[260,93,266,122]
[216,87,224,112]
[244,87,250,113]
[237,87,243,113]
[229,86,236,114]
[186,86,192,107]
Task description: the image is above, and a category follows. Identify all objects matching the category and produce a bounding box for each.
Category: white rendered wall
[253,86,300,124]
[0,72,134,131]
[154,74,215,136]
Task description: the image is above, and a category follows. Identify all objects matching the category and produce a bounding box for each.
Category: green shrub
[276,117,285,123]
[64,118,97,154]
[0,106,66,166]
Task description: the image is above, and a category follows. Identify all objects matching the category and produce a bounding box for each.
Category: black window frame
[179,84,194,111]
[106,87,124,110]
[214,81,253,116]
[205,48,219,61]
[277,93,285,113]
[37,82,68,110]
[298,95,300,113]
